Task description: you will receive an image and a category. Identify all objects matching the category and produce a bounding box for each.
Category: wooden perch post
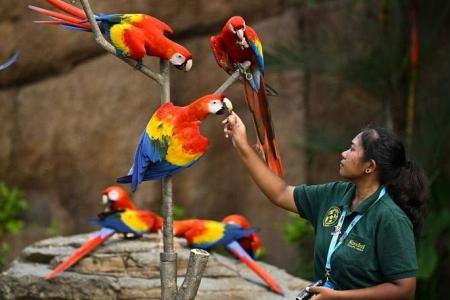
[77,1,250,298]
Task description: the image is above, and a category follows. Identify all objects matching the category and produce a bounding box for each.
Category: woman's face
[339,133,370,179]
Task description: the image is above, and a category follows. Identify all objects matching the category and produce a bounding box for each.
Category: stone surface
[0,232,309,299]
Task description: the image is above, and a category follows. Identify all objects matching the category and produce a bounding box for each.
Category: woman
[222,112,427,299]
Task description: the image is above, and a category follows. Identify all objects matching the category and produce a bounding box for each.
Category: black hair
[359,128,428,238]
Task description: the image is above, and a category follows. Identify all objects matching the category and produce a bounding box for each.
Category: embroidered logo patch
[346,239,366,252]
[323,206,341,227]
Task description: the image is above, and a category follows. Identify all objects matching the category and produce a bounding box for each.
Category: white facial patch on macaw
[108,190,119,201]
[208,99,225,114]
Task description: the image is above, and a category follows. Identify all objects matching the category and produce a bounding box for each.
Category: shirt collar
[339,184,384,214]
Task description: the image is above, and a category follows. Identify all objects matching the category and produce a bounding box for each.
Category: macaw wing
[143,15,174,35]
[245,27,264,74]
[90,210,150,236]
[192,224,256,249]
[140,160,197,181]
[90,213,135,234]
[95,13,124,24]
[210,35,234,74]
[127,131,166,191]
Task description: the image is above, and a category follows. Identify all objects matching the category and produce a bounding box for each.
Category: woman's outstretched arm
[223,112,297,213]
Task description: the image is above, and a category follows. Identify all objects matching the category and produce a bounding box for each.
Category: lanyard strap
[325,187,386,273]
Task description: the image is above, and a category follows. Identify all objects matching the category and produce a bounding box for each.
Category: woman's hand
[222,111,249,151]
[308,286,340,300]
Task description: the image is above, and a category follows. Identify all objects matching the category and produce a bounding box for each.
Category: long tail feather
[226,241,284,295]
[28,5,91,30]
[45,0,87,19]
[46,228,115,280]
[243,79,284,177]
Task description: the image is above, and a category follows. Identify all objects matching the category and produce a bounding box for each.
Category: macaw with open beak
[29,0,192,71]
[117,94,233,192]
[211,16,284,177]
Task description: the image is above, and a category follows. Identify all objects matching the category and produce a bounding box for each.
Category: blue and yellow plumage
[117,94,229,192]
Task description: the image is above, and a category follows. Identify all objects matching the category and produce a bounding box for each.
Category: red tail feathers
[46,229,114,280]
[227,241,284,295]
[243,79,284,177]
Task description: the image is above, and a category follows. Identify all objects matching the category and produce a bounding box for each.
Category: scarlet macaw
[173,217,283,295]
[0,50,20,72]
[91,208,163,238]
[211,16,284,177]
[46,186,162,280]
[222,214,263,259]
[117,94,233,192]
[101,185,137,212]
[29,0,192,71]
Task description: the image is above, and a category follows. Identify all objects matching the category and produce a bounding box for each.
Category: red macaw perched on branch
[29,0,193,71]
[117,94,233,192]
[46,186,162,280]
[211,16,284,177]
[173,217,283,295]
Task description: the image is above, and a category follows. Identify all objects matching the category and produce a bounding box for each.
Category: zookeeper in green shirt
[222,111,427,300]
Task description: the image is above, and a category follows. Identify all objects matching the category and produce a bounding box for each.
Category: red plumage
[211,16,284,177]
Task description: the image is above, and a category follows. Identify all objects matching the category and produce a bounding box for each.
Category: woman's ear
[365,159,377,174]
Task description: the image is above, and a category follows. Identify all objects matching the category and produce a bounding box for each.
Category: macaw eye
[108,190,119,201]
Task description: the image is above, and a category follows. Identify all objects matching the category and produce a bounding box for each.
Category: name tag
[346,239,366,252]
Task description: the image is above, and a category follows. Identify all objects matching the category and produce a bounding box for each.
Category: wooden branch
[78,0,163,84]
[176,249,210,300]
[214,61,251,94]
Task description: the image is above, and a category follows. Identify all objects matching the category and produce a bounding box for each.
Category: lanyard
[325,187,386,275]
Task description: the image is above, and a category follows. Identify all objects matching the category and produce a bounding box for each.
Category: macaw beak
[215,97,233,115]
[175,59,193,72]
[236,29,245,41]
[223,98,233,113]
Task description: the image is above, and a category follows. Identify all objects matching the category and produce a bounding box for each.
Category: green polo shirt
[294,181,417,290]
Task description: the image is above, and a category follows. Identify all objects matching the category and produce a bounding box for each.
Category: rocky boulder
[0,232,309,299]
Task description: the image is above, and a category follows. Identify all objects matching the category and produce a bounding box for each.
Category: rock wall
[0,232,309,299]
[0,0,304,272]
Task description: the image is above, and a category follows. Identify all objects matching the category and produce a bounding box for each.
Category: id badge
[323,279,335,289]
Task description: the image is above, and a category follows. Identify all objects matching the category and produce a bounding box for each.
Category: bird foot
[235,62,253,80]
[134,60,143,70]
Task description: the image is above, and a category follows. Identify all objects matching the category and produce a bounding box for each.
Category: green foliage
[172,204,186,220]
[282,213,315,279]
[0,182,28,237]
[0,182,28,270]
[46,221,63,237]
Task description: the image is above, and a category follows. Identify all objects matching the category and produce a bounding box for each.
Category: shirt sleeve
[376,215,418,281]
[293,182,344,229]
